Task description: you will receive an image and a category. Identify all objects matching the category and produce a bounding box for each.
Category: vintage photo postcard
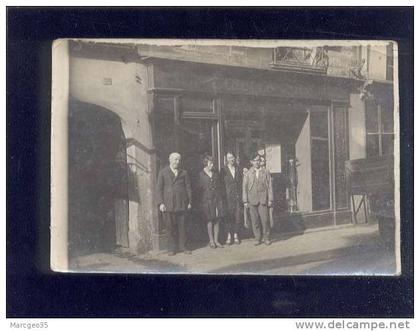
[51,39,400,275]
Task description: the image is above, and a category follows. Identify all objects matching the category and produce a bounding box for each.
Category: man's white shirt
[170,166,178,177]
[228,164,236,178]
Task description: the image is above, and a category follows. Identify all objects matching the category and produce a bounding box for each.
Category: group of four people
[157,151,273,256]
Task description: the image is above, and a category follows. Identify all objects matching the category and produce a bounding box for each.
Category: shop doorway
[152,95,221,246]
[178,118,220,246]
[178,119,219,185]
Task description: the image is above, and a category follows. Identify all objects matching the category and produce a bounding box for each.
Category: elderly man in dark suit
[220,152,242,245]
[157,152,192,255]
[243,153,274,246]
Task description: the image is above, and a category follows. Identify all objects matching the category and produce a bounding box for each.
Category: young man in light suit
[242,153,274,246]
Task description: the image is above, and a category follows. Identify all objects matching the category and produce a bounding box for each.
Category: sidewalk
[70,223,397,275]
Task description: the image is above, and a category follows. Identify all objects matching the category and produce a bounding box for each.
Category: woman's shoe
[234,238,241,245]
[215,242,224,248]
[226,237,233,245]
[209,242,217,249]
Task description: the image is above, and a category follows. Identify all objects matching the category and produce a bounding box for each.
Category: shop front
[147,58,356,248]
[61,39,398,261]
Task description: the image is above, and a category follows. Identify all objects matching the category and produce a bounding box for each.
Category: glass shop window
[366,100,394,158]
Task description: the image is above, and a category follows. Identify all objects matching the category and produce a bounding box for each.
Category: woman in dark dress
[197,154,225,249]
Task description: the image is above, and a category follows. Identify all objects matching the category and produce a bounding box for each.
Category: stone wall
[69,56,156,254]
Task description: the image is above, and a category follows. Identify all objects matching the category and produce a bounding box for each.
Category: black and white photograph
[50,39,399,275]
[6,5,415,320]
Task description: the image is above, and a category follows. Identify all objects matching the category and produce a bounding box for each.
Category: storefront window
[365,100,394,157]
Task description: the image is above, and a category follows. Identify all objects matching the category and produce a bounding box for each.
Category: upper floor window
[365,99,394,158]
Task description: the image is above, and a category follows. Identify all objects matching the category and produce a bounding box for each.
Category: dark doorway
[68,100,129,258]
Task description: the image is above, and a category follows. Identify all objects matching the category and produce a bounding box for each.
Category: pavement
[69,222,397,275]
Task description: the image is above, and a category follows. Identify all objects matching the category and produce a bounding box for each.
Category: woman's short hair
[226,151,236,158]
[202,154,213,167]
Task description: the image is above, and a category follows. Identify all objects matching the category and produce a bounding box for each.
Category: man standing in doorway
[243,153,274,246]
[157,152,192,255]
[221,152,242,245]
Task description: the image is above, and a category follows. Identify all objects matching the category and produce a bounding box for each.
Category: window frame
[365,99,394,158]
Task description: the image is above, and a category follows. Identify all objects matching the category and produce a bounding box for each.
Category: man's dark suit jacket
[220,165,242,213]
[157,166,192,212]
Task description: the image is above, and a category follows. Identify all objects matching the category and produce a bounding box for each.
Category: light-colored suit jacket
[242,166,273,206]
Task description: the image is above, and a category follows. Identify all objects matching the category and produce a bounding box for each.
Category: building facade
[65,40,396,257]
